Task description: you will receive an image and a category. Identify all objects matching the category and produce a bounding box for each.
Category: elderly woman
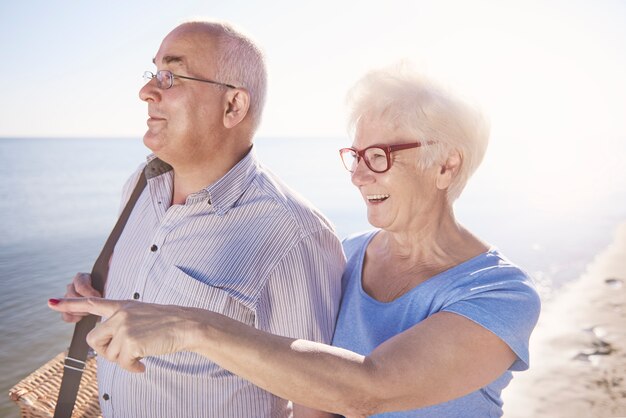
[50,66,540,417]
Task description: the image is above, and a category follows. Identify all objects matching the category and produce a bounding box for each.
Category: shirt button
[150,244,158,252]
[102,393,110,401]
[133,292,140,300]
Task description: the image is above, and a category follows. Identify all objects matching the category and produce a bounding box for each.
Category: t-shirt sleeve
[442,267,541,371]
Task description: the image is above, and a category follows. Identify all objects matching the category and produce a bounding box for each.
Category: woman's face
[350,117,442,233]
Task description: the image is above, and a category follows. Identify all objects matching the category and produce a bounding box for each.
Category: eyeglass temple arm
[388,141,436,151]
[175,74,238,89]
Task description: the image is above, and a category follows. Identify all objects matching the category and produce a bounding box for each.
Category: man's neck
[170,143,252,206]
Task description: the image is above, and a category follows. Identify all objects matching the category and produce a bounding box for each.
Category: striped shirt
[99,149,346,418]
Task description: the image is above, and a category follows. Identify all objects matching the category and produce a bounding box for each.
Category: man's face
[139,26,227,167]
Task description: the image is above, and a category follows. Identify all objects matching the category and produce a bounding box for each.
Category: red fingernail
[49,298,61,305]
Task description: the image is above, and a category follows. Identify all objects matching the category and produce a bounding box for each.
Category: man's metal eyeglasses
[339,141,435,174]
[143,70,238,90]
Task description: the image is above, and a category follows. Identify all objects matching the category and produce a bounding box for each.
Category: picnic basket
[9,352,101,417]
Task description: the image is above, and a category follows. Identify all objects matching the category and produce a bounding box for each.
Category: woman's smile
[366,193,390,203]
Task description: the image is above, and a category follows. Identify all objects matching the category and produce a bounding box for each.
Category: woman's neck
[373,208,489,268]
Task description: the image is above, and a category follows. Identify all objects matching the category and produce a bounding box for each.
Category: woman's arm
[49,298,516,417]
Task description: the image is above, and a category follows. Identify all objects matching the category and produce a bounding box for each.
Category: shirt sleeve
[442,267,541,371]
[255,228,346,344]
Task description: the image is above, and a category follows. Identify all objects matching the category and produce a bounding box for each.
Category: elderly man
[61,20,345,418]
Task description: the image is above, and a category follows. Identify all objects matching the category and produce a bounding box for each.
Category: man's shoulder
[119,161,149,205]
[247,165,336,237]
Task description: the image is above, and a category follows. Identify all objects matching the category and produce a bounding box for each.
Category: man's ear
[436,150,462,190]
[223,88,250,129]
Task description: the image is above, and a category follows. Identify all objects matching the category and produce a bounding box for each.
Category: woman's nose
[351,158,374,187]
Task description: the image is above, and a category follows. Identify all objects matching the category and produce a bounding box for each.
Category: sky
[1,0,625,210]
[1,0,624,137]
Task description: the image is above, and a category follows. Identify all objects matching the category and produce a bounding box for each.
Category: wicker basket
[8,352,102,418]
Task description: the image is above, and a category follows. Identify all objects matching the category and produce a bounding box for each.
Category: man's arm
[256,229,344,349]
[255,229,344,417]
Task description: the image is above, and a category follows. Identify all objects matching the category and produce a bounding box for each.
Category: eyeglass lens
[341,148,388,173]
[143,70,173,89]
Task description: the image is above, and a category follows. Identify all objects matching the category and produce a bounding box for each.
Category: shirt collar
[145,155,173,179]
[143,148,259,215]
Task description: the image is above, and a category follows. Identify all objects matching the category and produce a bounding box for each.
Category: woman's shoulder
[444,247,541,318]
[474,248,537,289]
[442,248,542,371]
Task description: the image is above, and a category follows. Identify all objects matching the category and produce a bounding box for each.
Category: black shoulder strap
[54,171,147,418]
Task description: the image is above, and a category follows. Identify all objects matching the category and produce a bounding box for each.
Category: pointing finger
[48,298,123,318]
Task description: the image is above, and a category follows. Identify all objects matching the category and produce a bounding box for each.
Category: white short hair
[347,64,490,202]
[181,20,267,132]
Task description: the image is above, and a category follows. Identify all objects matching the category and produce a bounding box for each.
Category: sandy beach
[503,222,626,417]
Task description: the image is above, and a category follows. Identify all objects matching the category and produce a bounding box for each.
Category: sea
[1,136,624,417]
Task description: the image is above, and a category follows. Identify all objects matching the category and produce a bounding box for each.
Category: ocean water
[0,136,624,417]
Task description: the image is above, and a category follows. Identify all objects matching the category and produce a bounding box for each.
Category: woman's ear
[223,88,251,129]
[436,150,462,190]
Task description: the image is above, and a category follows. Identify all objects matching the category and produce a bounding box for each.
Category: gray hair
[180,20,267,132]
[347,64,490,202]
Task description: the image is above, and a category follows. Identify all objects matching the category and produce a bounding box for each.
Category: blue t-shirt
[331,230,541,418]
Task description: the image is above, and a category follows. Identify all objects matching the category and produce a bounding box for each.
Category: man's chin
[143,132,162,152]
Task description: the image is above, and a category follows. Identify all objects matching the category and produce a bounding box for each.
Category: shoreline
[503,222,626,417]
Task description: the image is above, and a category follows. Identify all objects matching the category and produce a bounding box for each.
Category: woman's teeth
[367,194,390,202]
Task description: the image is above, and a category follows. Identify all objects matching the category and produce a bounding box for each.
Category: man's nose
[139,79,161,103]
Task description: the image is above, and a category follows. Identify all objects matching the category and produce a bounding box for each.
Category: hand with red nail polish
[57,272,103,323]
[48,298,202,374]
